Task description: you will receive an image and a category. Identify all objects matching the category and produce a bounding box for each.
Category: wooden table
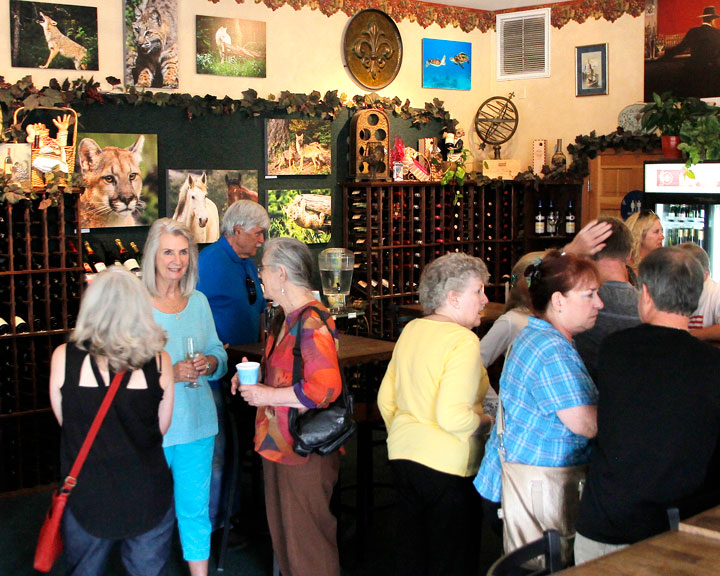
[680,505,720,541]
[559,530,720,574]
[397,300,505,325]
[227,333,395,368]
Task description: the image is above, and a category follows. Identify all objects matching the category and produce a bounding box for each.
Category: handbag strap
[291,305,350,408]
[62,366,127,493]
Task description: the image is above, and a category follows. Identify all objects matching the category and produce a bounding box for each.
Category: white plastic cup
[236,361,260,385]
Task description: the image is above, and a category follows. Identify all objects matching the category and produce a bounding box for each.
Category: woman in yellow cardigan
[378,252,493,576]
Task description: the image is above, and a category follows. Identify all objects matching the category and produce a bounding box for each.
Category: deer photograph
[266,118,332,176]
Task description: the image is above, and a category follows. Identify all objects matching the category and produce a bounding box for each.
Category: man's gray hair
[263,237,313,291]
[639,246,704,316]
[419,252,490,315]
[676,242,710,273]
[221,200,270,237]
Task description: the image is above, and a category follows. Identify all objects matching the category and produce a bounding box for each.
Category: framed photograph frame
[576,44,608,97]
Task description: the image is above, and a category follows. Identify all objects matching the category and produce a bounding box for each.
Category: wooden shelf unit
[342,181,525,339]
[521,180,584,253]
[0,191,83,492]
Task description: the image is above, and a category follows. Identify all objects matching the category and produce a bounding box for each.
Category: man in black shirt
[574,247,720,564]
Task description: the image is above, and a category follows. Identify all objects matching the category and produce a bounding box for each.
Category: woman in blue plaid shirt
[474,251,602,534]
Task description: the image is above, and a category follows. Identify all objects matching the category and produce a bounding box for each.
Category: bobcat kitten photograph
[166,169,259,245]
[124,0,179,89]
[9,1,98,71]
[196,15,266,77]
[76,132,159,229]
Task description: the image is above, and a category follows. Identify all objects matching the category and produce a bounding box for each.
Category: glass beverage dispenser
[318,248,355,312]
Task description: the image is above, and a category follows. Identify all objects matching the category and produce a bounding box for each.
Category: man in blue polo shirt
[197,199,270,534]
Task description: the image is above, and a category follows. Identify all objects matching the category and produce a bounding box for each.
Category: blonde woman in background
[625,209,664,277]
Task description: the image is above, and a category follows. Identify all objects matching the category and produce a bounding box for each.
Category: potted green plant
[641,92,684,158]
[641,92,715,159]
[678,110,720,174]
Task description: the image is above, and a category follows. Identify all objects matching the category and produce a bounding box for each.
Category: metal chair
[486,529,562,576]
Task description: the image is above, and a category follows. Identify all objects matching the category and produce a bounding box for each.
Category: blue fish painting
[422,38,472,90]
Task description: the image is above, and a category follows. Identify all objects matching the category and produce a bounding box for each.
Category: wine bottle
[565,200,576,235]
[14,316,30,334]
[546,199,558,235]
[115,238,141,273]
[551,139,567,171]
[3,148,12,176]
[83,241,107,273]
[534,200,546,235]
[0,316,9,335]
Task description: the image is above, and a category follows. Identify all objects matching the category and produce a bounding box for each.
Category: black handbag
[287,306,357,457]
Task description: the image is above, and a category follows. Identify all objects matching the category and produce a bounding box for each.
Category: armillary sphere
[474,94,519,159]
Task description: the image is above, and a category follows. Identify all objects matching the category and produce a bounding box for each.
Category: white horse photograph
[168,171,220,244]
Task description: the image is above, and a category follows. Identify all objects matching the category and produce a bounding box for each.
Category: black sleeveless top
[61,343,173,539]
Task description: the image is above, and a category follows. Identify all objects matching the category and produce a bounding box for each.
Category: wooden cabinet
[582,149,663,225]
[0,191,83,492]
[342,181,525,339]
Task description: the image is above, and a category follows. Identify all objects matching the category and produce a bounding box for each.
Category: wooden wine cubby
[342,181,525,340]
[0,190,83,492]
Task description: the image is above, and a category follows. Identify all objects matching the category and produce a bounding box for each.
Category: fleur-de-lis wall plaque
[354,18,394,80]
[343,9,403,91]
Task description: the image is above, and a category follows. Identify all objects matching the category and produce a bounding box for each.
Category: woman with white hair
[378,252,493,576]
[143,218,228,576]
[49,266,174,575]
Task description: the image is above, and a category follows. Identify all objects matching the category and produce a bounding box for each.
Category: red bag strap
[62,369,126,492]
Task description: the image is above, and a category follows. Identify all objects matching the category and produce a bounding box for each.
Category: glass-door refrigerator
[644,161,720,281]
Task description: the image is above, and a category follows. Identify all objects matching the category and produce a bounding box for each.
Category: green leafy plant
[641,92,716,136]
[439,148,472,187]
[679,112,720,174]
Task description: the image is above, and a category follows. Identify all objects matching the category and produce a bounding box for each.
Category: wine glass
[184,336,201,389]
[547,210,559,236]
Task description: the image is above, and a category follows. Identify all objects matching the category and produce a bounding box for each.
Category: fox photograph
[196,14,266,78]
[166,169,259,245]
[267,188,332,244]
[76,132,159,229]
[9,1,98,71]
[266,119,332,176]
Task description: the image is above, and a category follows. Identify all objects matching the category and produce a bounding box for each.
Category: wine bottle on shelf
[534,200,546,235]
[565,200,576,235]
[0,316,9,335]
[115,238,141,274]
[551,139,567,171]
[3,147,12,176]
[83,241,107,273]
[14,316,30,334]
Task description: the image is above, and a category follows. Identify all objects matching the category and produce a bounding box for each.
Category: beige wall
[0,0,644,170]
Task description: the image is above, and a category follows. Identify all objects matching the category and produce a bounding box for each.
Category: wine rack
[0,190,83,492]
[342,181,525,339]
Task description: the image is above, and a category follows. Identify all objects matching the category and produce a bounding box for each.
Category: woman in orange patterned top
[231,237,342,576]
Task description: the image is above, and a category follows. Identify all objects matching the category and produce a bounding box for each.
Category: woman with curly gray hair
[378,252,493,576]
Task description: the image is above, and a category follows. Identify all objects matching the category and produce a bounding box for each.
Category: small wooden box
[483,158,522,180]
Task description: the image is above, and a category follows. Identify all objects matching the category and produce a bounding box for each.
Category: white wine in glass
[184,336,201,388]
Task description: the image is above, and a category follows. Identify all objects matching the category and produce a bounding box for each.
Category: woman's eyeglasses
[246,276,257,305]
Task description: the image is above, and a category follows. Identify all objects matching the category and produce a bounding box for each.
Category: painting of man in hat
[645,1,720,98]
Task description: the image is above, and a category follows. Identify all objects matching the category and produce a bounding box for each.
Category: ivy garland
[0,75,458,203]
[0,76,661,203]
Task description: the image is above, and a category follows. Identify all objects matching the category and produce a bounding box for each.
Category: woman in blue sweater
[143,218,228,576]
